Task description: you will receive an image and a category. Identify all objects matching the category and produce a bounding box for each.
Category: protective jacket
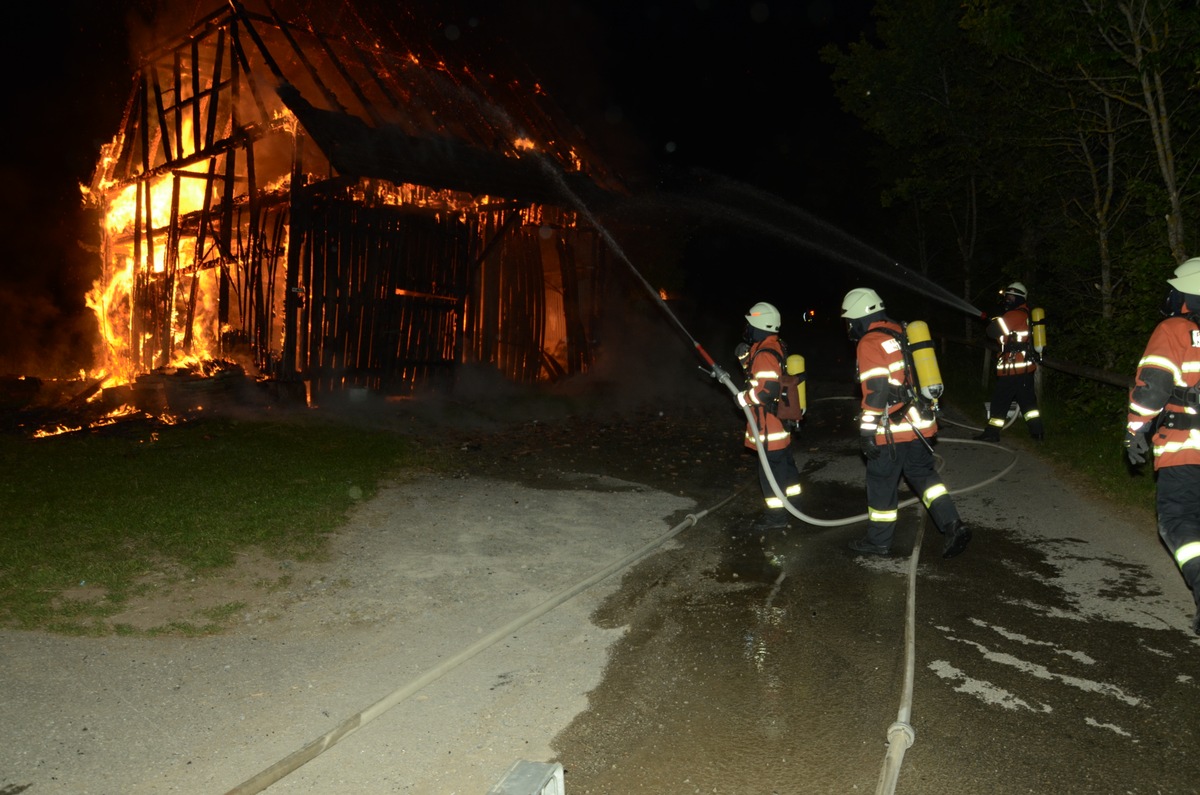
[1127,314,1200,468]
[987,304,1037,375]
[737,334,791,451]
[855,319,937,444]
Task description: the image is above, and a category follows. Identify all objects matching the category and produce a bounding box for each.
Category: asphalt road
[544,390,1200,794]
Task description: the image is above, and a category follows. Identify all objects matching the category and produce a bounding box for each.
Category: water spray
[527,155,1010,525]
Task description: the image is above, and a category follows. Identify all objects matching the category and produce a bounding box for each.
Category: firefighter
[1124,257,1200,635]
[736,301,802,532]
[841,287,971,558]
[976,282,1044,442]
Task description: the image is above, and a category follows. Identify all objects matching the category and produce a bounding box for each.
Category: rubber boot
[974,426,1000,443]
[942,520,972,558]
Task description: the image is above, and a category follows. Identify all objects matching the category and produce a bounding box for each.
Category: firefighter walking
[841,287,971,558]
[736,301,803,532]
[977,282,1045,443]
[1124,258,1200,635]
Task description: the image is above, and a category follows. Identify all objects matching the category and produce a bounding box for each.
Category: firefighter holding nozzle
[841,287,971,559]
[735,301,804,533]
[1125,257,1200,635]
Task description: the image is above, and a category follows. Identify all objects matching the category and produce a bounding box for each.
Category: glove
[734,342,750,372]
[860,433,881,461]
[1124,429,1149,466]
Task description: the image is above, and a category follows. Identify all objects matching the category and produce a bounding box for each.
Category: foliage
[823,0,1200,502]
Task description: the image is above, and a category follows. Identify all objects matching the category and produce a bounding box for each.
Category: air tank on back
[905,320,943,404]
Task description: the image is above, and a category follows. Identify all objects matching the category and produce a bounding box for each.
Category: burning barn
[83,0,627,408]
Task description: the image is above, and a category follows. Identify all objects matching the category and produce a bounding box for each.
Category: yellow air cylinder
[905,320,944,402]
[785,354,807,413]
[1032,307,1047,354]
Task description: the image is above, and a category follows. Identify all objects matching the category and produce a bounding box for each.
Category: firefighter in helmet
[841,287,971,558]
[1124,257,1200,635]
[977,282,1044,442]
[736,301,802,532]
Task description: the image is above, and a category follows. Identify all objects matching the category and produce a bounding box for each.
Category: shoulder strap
[1168,315,1200,406]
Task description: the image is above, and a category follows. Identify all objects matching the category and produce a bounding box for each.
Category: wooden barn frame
[84,0,625,400]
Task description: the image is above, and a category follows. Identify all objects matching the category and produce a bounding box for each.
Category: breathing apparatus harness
[1155,311,1200,432]
[862,322,940,456]
[995,304,1039,374]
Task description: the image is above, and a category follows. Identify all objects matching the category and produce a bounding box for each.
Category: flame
[88,179,221,384]
[104,173,210,237]
[30,404,145,438]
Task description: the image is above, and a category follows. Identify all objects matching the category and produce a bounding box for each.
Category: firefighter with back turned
[735,301,803,533]
[976,281,1045,443]
[1124,257,1200,635]
[841,287,971,559]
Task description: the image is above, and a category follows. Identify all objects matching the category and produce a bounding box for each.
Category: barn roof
[93,0,625,209]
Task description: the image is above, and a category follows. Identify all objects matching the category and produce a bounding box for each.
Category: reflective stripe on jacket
[1127,315,1200,468]
[856,320,937,444]
[988,305,1036,375]
[738,335,790,451]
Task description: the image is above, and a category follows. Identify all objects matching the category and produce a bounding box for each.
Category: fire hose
[699,353,1018,795]
[221,485,749,795]
[698,355,1019,528]
[537,155,1018,793]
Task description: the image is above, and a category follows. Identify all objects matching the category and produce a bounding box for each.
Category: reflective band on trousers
[922,483,947,508]
[1176,541,1200,570]
[766,485,802,508]
[869,507,898,523]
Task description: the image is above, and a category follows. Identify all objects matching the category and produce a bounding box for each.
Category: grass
[0,413,420,635]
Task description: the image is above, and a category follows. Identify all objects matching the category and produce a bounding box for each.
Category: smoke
[0,287,96,379]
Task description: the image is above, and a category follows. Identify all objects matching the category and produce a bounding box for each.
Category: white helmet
[1168,258,1200,295]
[841,288,884,320]
[1005,281,1028,299]
[745,301,781,332]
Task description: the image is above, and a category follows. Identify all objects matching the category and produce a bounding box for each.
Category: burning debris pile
[79,0,627,410]
[0,360,283,438]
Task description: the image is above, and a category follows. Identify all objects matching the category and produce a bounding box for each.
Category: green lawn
[0,414,419,635]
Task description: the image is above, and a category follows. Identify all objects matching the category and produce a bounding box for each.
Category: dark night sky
[0,0,880,377]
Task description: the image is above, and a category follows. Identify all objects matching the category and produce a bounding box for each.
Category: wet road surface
[550,392,1200,794]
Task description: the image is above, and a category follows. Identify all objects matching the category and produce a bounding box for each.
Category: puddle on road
[549,478,899,793]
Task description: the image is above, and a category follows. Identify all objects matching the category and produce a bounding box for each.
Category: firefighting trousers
[987,372,1043,436]
[863,437,961,549]
[1155,465,1200,605]
[757,445,801,512]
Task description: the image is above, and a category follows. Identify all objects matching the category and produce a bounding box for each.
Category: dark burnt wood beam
[204,29,226,156]
[260,0,347,114]
[228,22,271,127]
[150,69,173,164]
[309,27,386,128]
